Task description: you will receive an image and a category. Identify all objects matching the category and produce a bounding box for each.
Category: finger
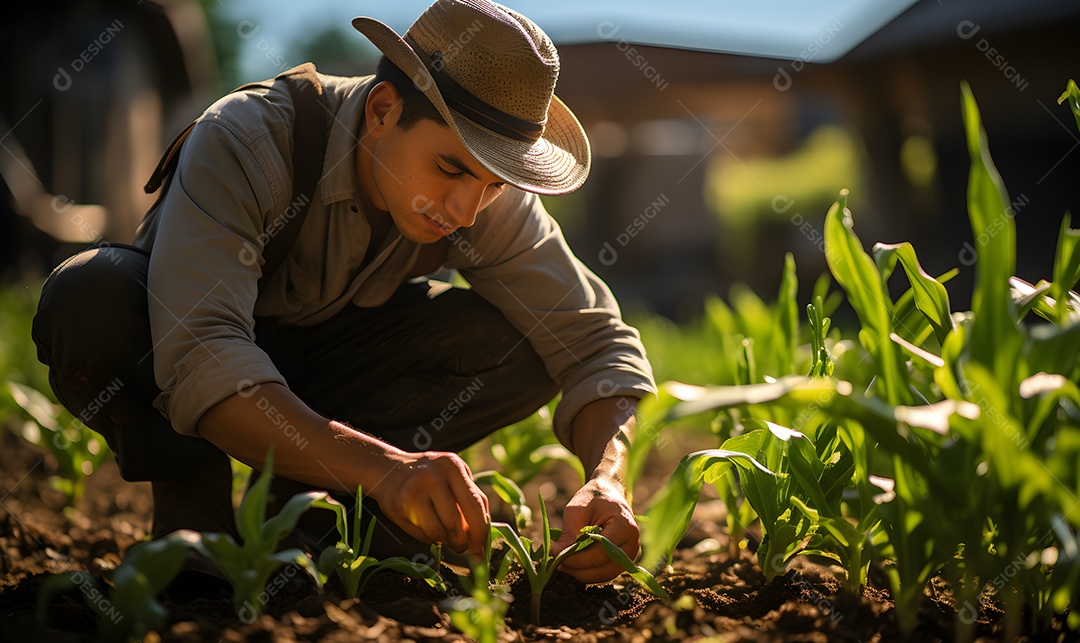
[453,460,492,520]
[444,462,491,553]
[479,485,490,517]
[389,501,441,545]
[557,544,613,570]
[426,484,470,551]
[563,559,626,585]
[551,507,594,552]
[559,527,639,570]
[560,510,639,561]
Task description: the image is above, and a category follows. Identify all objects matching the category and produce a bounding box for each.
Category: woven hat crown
[408,0,559,125]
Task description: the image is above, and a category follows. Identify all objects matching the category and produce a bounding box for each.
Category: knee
[39,245,148,312]
[34,246,149,360]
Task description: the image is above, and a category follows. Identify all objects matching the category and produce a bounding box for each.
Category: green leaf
[1057,79,1080,134]
[669,375,828,420]
[889,332,944,369]
[873,242,953,344]
[539,491,551,562]
[823,190,909,405]
[473,470,532,529]
[807,298,834,378]
[960,81,1023,385]
[237,448,275,545]
[117,530,201,595]
[549,528,600,573]
[317,543,349,580]
[262,491,336,547]
[371,558,449,592]
[959,364,1076,512]
[7,380,61,432]
[776,253,799,374]
[491,522,536,587]
[640,448,773,570]
[584,532,672,604]
[1051,212,1080,324]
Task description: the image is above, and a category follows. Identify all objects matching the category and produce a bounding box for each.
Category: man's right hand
[368,450,490,556]
[197,382,490,556]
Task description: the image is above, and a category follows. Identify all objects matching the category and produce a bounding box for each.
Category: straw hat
[352,0,591,195]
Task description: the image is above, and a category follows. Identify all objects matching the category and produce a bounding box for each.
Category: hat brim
[352,16,590,196]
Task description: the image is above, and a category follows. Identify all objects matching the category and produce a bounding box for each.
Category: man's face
[362,94,509,244]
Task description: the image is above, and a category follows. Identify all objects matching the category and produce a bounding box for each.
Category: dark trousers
[32,244,558,550]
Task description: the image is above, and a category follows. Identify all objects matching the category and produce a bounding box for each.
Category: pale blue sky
[221,0,918,80]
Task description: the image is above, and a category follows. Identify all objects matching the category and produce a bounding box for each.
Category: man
[33,0,654,584]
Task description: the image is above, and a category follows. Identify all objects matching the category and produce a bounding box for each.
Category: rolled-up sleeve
[449,190,656,448]
[144,113,290,436]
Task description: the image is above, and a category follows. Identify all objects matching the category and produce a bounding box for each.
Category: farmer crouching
[32,0,655,588]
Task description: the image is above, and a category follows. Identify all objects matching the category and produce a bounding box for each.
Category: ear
[364,81,403,139]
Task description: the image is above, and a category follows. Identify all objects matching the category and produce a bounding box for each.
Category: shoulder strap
[144,62,329,287]
[257,63,328,286]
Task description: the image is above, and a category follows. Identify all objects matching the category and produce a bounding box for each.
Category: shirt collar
[318,76,375,206]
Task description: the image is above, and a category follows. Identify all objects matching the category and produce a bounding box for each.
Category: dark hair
[372,56,447,131]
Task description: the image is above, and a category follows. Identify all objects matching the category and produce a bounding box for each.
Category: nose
[442,183,486,229]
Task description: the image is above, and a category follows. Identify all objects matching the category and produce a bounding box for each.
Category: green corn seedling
[316,484,449,598]
[640,446,771,572]
[6,380,111,505]
[490,496,673,624]
[710,451,759,560]
[440,558,510,643]
[188,448,335,619]
[36,530,200,642]
[806,296,834,378]
[489,492,597,624]
[779,421,872,593]
[722,424,823,581]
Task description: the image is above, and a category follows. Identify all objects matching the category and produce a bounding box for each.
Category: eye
[436,163,462,179]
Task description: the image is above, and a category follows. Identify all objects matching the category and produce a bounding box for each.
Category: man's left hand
[550,476,640,584]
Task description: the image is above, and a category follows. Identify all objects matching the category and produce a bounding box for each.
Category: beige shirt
[134,71,655,448]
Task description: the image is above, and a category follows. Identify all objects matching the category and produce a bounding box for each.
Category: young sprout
[7,380,110,505]
[440,557,510,643]
[189,448,335,618]
[490,491,595,624]
[36,530,201,643]
[316,484,449,598]
[491,491,676,625]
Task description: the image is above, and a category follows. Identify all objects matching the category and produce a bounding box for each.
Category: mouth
[425,213,455,236]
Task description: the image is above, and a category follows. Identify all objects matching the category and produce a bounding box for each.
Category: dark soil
[1,430,1076,642]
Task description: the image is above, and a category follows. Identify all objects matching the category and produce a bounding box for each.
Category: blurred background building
[2,0,1078,320]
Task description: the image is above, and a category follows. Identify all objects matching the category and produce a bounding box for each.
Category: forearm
[196,382,402,495]
[569,396,638,489]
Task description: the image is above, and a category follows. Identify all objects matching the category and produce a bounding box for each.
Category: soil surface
[1,430,1074,642]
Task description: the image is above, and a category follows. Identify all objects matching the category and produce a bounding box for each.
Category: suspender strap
[258,63,327,286]
[144,62,329,286]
